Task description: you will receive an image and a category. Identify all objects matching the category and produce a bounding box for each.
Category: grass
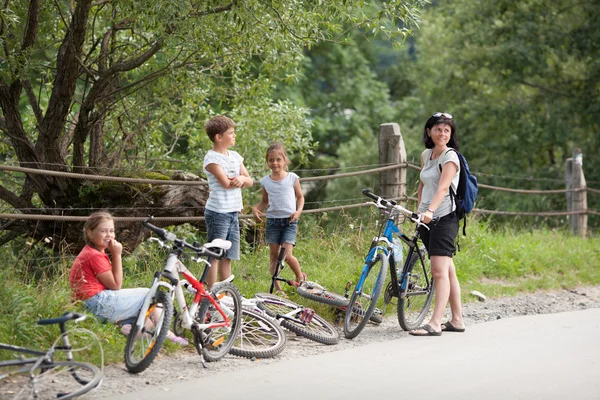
[1,211,599,365]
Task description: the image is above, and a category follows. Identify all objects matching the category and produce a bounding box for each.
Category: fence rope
[1,163,598,193]
[0,163,598,222]
[0,165,206,186]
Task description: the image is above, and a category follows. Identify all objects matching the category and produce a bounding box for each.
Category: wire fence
[0,162,599,222]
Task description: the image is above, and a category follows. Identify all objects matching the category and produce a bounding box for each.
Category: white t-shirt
[418,148,460,218]
[260,172,300,218]
[203,150,244,212]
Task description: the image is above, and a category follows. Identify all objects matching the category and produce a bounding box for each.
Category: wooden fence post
[378,123,406,202]
[565,149,587,237]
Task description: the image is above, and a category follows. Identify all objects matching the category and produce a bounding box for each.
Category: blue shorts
[85,288,149,325]
[205,209,240,260]
[265,218,298,245]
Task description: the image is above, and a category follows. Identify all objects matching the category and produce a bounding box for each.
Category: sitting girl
[69,211,187,345]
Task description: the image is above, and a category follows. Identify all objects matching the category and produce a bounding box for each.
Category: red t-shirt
[69,244,112,301]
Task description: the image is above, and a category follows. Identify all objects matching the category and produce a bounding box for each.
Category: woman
[409,112,466,336]
[69,211,188,344]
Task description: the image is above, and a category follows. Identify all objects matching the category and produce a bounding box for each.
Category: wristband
[426,208,435,213]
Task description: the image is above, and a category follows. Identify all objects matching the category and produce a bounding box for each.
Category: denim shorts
[205,209,240,260]
[85,288,149,325]
[418,212,458,257]
[265,218,298,245]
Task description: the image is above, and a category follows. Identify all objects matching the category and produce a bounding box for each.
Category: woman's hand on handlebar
[421,209,434,224]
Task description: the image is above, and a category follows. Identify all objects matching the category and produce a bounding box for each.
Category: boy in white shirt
[203,115,253,287]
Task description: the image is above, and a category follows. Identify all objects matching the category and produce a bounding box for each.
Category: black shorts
[419,212,458,257]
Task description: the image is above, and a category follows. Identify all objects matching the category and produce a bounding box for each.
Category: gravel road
[88,285,600,399]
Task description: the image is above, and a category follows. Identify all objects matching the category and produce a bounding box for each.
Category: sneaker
[167,333,189,346]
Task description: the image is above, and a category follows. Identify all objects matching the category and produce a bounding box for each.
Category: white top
[260,172,300,218]
[203,150,244,212]
[418,148,460,218]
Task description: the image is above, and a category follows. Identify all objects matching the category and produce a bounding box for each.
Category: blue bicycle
[343,189,435,339]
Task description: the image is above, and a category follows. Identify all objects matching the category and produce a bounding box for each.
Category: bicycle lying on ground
[124,217,242,373]
[265,246,340,345]
[269,241,383,326]
[226,296,287,359]
[254,292,339,345]
[296,280,384,326]
[343,188,434,339]
[0,312,103,400]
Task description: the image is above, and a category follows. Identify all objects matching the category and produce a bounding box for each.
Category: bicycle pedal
[299,308,315,324]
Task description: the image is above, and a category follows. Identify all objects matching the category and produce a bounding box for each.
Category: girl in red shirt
[70,211,187,345]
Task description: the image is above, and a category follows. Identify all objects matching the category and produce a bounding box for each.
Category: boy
[203,115,253,287]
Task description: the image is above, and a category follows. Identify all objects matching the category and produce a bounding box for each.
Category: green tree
[410,0,600,224]
[0,0,426,251]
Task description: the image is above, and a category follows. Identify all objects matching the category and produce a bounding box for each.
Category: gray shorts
[205,209,241,260]
[265,218,298,245]
[85,288,149,325]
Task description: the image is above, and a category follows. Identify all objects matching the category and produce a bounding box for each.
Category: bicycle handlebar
[143,216,227,259]
[38,312,86,326]
[362,188,420,220]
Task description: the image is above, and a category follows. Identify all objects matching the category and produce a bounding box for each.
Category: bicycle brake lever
[148,237,169,248]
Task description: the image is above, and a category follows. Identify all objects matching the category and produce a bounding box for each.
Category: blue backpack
[440,148,478,235]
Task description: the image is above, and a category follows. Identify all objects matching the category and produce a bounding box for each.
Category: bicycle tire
[398,247,435,331]
[344,252,388,339]
[194,282,243,362]
[0,360,102,400]
[295,281,349,307]
[255,293,339,345]
[229,308,286,359]
[124,289,172,373]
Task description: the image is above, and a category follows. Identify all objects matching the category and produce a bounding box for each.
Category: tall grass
[1,212,599,364]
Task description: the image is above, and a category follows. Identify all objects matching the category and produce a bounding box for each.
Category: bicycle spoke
[398,248,435,331]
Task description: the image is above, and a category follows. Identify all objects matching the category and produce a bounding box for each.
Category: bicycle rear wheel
[255,293,339,345]
[194,282,243,362]
[0,360,102,400]
[398,247,435,331]
[230,309,286,359]
[124,289,172,373]
[296,281,349,307]
[344,253,388,339]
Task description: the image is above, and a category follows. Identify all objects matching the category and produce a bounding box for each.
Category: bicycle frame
[136,246,234,338]
[383,213,429,299]
[269,246,301,294]
[0,313,83,368]
[0,313,102,389]
[357,190,431,300]
[172,257,234,333]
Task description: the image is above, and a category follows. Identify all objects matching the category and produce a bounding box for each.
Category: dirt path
[87,285,600,398]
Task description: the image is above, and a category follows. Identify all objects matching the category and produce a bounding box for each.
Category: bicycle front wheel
[255,293,339,345]
[0,360,102,400]
[398,247,435,331]
[344,253,388,339]
[124,289,173,373]
[296,281,349,307]
[195,282,243,362]
[230,309,286,359]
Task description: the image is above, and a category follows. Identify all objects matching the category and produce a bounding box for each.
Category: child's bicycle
[265,246,339,345]
[124,217,243,373]
[0,312,103,400]
[343,188,435,339]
